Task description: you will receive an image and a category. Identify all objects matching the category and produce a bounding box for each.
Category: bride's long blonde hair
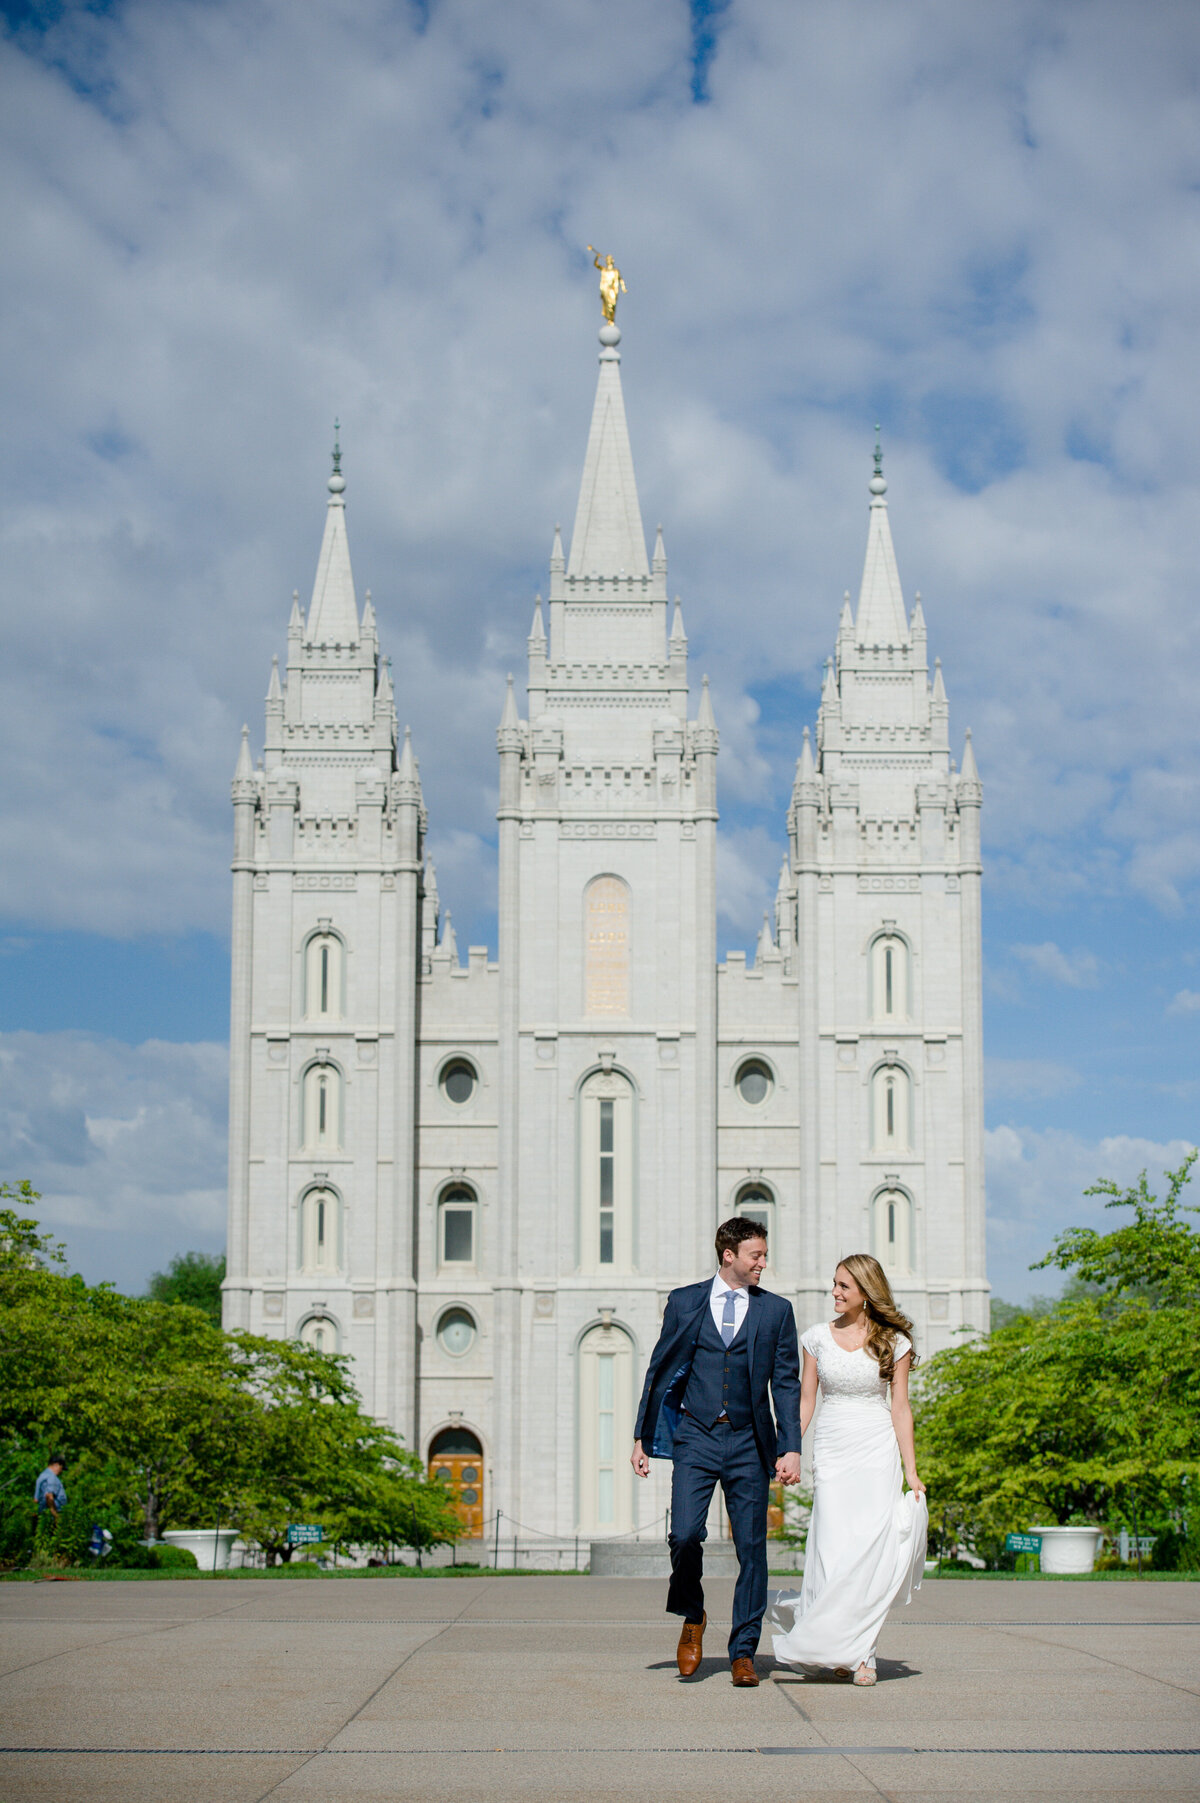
[837,1252,918,1384]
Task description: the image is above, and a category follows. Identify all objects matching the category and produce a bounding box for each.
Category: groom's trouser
[666,1414,770,1661]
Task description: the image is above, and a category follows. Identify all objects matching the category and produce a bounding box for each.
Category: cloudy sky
[1,0,1197,1303]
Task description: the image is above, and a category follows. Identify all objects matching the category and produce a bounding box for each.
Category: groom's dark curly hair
[715,1216,769,1263]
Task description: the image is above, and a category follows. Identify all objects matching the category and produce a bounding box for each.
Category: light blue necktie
[721,1289,737,1345]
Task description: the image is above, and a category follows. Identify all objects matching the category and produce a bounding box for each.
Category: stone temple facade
[222,316,988,1542]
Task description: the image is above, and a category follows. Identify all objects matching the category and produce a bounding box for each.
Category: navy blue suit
[635,1278,801,1661]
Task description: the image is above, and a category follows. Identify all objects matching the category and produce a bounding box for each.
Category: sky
[0,0,1197,1304]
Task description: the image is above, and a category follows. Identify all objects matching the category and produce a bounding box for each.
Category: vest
[682,1303,753,1429]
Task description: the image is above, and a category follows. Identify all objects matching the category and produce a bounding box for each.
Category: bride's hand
[906,1472,926,1497]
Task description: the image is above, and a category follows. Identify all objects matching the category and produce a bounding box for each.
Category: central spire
[853,431,909,649]
[306,425,360,646]
[566,321,649,581]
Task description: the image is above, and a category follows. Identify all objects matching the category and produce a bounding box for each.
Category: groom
[631,1216,802,1686]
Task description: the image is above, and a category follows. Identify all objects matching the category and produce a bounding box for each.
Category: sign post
[1005,1531,1041,1572]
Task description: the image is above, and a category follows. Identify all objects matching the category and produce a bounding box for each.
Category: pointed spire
[289,590,303,634]
[756,911,775,964]
[932,657,946,704]
[306,428,359,645]
[853,429,909,649]
[910,590,925,635]
[234,724,252,781]
[566,322,649,579]
[821,656,838,705]
[960,727,980,783]
[440,909,458,963]
[839,590,854,636]
[362,590,376,636]
[550,523,565,574]
[397,724,417,783]
[376,655,394,704]
[798,724,815,780]
[697,674,715,730]
[652,523,667,574]
[500,672,520,731]
[670,596,687,640]
[267,656,282,701]
[529,595,546,645]
[424,854,439,907]
[777,854,791,895]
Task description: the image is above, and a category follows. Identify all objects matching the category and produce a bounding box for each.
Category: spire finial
[870,423,887,498]
[329,419,345,496]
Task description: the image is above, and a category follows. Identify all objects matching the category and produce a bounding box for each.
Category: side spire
[566,321,649,580]
[853,428,909,649]
[306,423,360,646]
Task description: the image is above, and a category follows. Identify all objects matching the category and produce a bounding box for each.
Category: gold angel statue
[587,246,626,323]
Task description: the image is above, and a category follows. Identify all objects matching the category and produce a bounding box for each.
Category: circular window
[441,1059,476,1105]
[735,1059,772,1106]
[437,1307,477,1357]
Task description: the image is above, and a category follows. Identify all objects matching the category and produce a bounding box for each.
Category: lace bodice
[801,1321,911,1407]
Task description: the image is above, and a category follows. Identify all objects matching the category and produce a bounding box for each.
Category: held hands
[630,1440,651,1479]
[774,1451,802,1487]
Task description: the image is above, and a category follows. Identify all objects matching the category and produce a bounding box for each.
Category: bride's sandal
[852,1663,877,1687]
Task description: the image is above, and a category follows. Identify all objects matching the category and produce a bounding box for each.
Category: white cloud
[1011,942,1102,989]
[0,1031,228,1291]
[1166,988,1200,1016]
[984,1123,1197,1302]
[0,0,1198,949]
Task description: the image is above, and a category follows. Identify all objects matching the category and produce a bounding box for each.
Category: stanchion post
[493,1509,501,1570]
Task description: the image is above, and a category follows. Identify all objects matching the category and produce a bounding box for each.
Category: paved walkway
[0,1575,1197,1800]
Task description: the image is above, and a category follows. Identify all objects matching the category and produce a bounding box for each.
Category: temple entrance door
[428,1427,485,1537]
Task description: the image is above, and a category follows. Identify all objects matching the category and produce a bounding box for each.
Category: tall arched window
[870,932,909,1022]
[734,1182,774,1241]
[300,1187,340,1274]
[305,930,344,1022]
[302,1061,344,1152]
[577,1323,634,1535]
[584,876,630,1016]
[579,1070,634,1272]
[300,1314,338,1353]
[871,1063,912,1153]
[438,1185,477,1268]
[872,1188,913,1274]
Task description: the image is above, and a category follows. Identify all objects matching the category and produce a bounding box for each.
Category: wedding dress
[769,1321,928,1672]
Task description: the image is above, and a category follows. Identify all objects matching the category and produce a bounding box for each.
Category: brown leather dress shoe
[676,1612,706,1676]
[730,1656,760,1687]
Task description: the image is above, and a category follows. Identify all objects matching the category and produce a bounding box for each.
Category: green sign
[287,1524,323,1546]
[1005,1532,1042,1554]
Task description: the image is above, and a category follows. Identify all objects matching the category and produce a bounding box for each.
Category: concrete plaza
[0,1574,1197,1801]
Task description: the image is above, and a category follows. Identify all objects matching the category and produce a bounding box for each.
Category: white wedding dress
[769,1321,928,1672]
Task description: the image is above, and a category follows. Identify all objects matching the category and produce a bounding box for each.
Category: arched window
[578,1069,634,1272]
[429,1427,484,1536]
[870,932,909,1022]
[438,1185,477,1268]
[872,1188,913,1274]
[584,876,630,1016]
[300,1186,340,1274]
[302,1061,343,1152]
[304,930,344,1022]
[577,1323,634,1535]
[871,1063,912,1153]
[299,1314,338,1354]
[734,1182,774,1241]
[734,1059,773,1106]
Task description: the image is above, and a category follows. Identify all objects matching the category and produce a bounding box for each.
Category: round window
[735,1059,772,1106]
[437,1307,477,1357]
[442,1060,476,1105]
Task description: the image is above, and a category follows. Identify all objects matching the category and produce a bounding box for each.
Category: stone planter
[1030,1525,1104,1574]
[160,1528,239,1571]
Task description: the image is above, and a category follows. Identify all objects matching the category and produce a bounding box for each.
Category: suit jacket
[634,1278,802,1466]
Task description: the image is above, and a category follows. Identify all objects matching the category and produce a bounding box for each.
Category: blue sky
[0,0,1197,1301]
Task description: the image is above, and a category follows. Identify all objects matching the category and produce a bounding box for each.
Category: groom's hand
[630,1441,651,1479]
[775,1452,802,1486]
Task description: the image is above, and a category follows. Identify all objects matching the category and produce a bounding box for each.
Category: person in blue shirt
[34,1457,67,1516]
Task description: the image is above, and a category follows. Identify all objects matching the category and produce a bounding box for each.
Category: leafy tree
[146,1251,226,1327]
[915,1155,1200,1566]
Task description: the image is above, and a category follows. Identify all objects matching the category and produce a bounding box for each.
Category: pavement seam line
[247,1581,492,1803]
[992,1622,1200,1700]
[0,1593,257,1684]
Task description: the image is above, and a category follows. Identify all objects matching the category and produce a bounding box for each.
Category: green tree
[915,1155,1200,1565]
[146,1251,226,1327]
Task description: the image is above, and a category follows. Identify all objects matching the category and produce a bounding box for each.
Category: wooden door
[429,1453,484,1536]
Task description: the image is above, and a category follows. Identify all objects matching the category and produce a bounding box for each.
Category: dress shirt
[709,1272,750,1342]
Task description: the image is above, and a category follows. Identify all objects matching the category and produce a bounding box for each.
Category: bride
[769,1253,928,1685]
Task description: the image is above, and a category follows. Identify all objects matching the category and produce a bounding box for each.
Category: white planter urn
[1030,1525,1104,1574]
[160,1528,239,1571]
